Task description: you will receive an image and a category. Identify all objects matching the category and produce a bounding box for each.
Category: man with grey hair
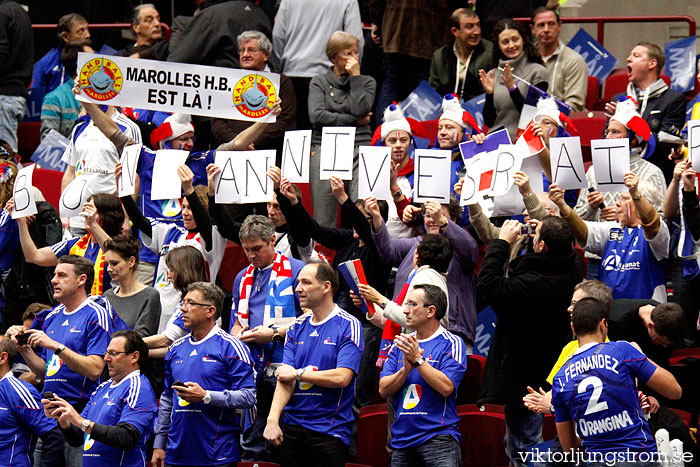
[118,3,168,60]
[549,172,670,302]
[152,282,255,467]
[211,31,296,158]
[230,215,304,461]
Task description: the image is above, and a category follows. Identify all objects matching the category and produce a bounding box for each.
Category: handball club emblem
[232,74,277,118]
[79,57,123,101]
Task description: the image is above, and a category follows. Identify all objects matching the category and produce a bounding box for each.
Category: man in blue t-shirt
[41,330,157,467]
[0,336,57,467]
[552,298,683,466]
[379,284,466,466]
[230,215,304,461]
[153,282,255,467]
[550,172,670,302]
[14,254,113,467]
[264,262,363,467]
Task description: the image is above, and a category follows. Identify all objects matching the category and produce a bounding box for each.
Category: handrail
[31,22,172,41]
[515,15,696,46]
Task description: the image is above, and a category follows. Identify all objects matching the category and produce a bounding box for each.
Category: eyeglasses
[180,300,213,308]
[405,301,425,310]
[104,350,132,358]
[239,47,261,54]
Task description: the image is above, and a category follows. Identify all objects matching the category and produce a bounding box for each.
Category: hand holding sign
[547,183,571,216]
[329,176,349,205]
[11,165,37,219]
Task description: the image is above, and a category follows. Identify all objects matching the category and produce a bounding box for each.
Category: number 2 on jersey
[577,376,609,416]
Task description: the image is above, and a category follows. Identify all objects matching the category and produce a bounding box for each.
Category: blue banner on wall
[664,36,697,93]
[568,28,618,82]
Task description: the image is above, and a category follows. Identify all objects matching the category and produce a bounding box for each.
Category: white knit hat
[150,113,195,148]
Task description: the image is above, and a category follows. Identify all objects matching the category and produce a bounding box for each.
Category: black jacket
[0,0,33,97]
[167,0,271,69]
[277,192,391,323]
[429,39,493,102]
[477,239,583,404]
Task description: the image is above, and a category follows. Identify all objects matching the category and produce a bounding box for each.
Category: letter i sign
[402,384,422,409]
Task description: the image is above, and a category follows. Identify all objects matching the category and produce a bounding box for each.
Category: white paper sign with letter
[118,144,141,197]
[320,127,356,180]
[151,149,189,200]
[549,136,586,190]
[590,138,630,193]
[59,176,92,218]
[413,149,451,203]
[12,165,37,219]
[357,146,392,200]
[281,130,311,183]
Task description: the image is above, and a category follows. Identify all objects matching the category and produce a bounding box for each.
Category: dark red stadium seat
[355,404,390,467]
[32,166,63,211]
[17,121,41,162]
[670,408,692,428]
[456,354,486,405]
[237,462,279,467]
[585,76,599,111]
[217,242,250,291]
[458,412,508,467]
[669,347,700,366]
[457,403,505,414]
[569,111,607,164]
[542,413,557,441]
[602,69,629,104]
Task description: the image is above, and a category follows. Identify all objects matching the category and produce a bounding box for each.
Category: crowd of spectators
[0,1,698,467]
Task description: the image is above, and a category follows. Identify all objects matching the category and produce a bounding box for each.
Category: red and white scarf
[236,252,296,329]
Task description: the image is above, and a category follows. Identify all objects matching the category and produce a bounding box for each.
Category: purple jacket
[371,220,479,346]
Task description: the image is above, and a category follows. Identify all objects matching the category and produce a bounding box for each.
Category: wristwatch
[203,390,212,405]
[412,357,426,368]
[380,300,388,310]
[55,344,65,356]
[80,419,91,432]
[295,367,306,382]
[272,328,283,343]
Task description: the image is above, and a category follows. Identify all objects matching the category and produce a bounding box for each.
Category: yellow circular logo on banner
[232,74,277,119]
[79,57,123,101]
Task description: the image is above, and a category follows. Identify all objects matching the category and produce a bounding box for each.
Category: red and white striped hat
[439,93,482,134]
[370,103,426,145]
[150,113,195,149]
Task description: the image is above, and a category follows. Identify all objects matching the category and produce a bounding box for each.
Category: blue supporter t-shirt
[41,299,113,404]
[551,341,658,455]
[230,258,304,372]
[80,371,157,467]
[381,327,467,449]
[135,148,213,267]
[163,327,254,465]
[282,306,363,445]
[0,372,57,467]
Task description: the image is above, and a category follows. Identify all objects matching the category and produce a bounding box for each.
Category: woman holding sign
[115,162,227,331]
[8,193,124,296]
[479,18,548,141]
[308,30,376,228]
